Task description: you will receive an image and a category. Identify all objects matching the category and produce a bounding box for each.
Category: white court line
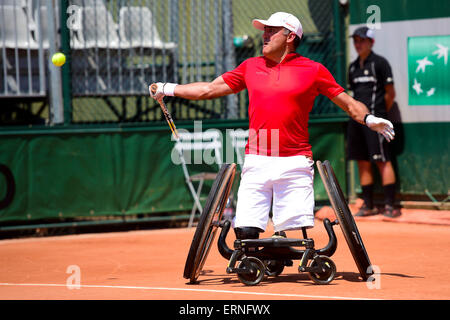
[0,282,380,300]
[0,228,194,245]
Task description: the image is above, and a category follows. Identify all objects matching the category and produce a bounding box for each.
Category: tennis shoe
[383,205,401,218]
[355,204,379,217]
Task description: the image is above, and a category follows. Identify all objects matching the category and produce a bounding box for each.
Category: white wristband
[163,83,178,96]
[365,114,375,126]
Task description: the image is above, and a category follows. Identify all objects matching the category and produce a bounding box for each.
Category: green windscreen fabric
[0,131,192,222]
[5,120,448,223]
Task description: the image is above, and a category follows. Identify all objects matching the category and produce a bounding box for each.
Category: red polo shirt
[222,53,344,158]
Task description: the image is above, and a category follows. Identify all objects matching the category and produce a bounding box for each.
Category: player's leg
[233,154,274,232]
[234,227,263,239]
[271,155,315,232]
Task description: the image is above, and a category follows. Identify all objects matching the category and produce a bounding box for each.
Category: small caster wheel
[307,255,336,285]
[264,260,285,277]
[237,257,265,286]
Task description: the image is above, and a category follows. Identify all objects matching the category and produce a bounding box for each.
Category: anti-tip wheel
[237,257,265,286]
[307,255,336,285]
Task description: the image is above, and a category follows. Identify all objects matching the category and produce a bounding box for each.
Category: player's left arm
[317,63,368,125]
[332,92,395,142]
[331,92,368,125]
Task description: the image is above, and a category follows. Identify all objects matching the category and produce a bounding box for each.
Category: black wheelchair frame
[183,161,373,286]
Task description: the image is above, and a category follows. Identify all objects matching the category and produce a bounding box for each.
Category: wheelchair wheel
[316,160,373,281]
[237,257,265,286]
[307,255,336,285]
[183,163,237,283]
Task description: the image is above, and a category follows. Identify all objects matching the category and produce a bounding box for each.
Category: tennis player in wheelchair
[150,12,394,285]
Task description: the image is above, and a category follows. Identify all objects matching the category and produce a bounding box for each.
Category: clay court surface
[1,208,449,301]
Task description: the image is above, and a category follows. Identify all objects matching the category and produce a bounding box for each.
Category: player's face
[262,26,289,59]
[353,36,373,57]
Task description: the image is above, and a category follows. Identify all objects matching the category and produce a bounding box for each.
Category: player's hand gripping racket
[150,83,179,140]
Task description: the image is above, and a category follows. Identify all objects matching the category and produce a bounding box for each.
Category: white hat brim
[252,19,282,31]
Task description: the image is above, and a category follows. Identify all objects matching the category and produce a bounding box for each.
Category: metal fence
[0,0,346,126]
[69,0,236,123]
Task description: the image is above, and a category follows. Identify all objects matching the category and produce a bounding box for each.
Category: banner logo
[408,35,450,106]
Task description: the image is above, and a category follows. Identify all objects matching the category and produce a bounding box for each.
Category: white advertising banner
[348,18,450,123]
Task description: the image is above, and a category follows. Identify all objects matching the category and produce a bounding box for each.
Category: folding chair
[174,130,222,227]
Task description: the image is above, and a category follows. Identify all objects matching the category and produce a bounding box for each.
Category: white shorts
[234,154,315,232]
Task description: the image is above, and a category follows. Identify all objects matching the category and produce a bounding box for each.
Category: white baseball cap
[252,12,303,39]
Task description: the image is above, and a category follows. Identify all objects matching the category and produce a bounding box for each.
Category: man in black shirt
[347,26,401,218]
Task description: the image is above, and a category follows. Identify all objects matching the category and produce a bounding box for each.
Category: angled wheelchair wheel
[316,160,373,281]
[183,163,237,283]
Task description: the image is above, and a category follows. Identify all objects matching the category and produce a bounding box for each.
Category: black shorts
[346,119,392,162]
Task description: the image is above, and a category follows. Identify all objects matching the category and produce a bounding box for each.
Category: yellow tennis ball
[52,52,66,67]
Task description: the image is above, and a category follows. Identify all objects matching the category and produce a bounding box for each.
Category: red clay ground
[0,207,449,300]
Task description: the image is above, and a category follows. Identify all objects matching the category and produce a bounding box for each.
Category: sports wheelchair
[183,161,373,286]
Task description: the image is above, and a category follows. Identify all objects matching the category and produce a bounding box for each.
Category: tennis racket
[150,84,179,140]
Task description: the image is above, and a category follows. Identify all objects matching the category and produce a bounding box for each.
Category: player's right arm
[149,76,234,101]
[175,76,234,100]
